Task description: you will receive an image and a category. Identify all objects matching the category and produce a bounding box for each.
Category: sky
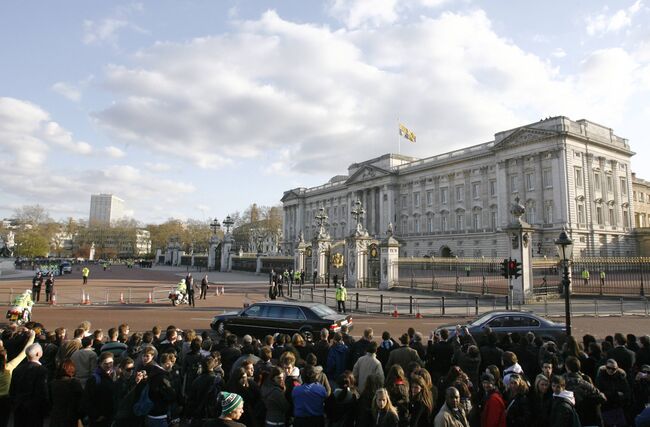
[1,0,650,225]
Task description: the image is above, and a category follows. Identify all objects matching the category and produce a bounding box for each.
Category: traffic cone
[146,292,153,304]
[392,305,399,318]
[120,292,125,304]
[221,286,225,295]
[50,293,56,305]
[415,303,423,319]
[84,292,91,305]
[214,286,220,296]
[81,290,85,304]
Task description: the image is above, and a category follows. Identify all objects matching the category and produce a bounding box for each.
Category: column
[379,186,385,235]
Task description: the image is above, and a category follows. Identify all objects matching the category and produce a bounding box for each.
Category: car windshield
[469,312,497,326]
[310,304,337,317]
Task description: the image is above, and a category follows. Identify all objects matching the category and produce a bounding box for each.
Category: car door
[485,315,509,336]
[227,304,264,335]
[280,306,307,334]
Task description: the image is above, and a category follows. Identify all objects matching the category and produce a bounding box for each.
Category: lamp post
[555,229,574,337]
[222,215,234,235]
[210,218,221,235]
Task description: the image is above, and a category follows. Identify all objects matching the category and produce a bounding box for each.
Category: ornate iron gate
[366,243,380,288]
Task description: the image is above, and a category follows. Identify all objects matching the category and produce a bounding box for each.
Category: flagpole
[397,118,401,155]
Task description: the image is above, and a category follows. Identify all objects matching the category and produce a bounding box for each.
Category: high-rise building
[89,194,125,225]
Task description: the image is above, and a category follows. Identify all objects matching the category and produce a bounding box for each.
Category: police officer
[335,283,347,313]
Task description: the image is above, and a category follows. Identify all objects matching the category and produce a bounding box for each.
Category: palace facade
[281,116,637,258]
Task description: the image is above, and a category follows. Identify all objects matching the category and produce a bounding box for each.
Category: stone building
[281,116,637,258]
[633,173,650,228]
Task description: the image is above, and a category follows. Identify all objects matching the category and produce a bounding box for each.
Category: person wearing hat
[480,373,506,427]
[204,391,245,427]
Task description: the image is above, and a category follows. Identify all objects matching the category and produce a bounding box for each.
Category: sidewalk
[148,265,268,284]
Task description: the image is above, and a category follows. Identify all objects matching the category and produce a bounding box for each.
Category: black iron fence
[231,256,257,272]
[570,257,650,296]
[259,256,294,274]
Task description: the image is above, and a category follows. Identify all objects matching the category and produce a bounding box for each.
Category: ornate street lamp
[555,228,574,337]
[210,218,221,235]
[222,215,234,235]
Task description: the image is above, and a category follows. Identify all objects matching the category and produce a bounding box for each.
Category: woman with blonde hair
[505,374,530,427]
[372,388,399,427]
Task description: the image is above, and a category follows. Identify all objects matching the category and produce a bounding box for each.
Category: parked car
[436,310,567,344]
[60,262,72,274]
[210,301,353,339]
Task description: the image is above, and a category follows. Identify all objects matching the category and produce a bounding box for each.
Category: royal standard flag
[399,123,416,143]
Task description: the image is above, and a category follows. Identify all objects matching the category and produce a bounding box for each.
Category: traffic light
[501,259,509,278]
[511,259,522,279]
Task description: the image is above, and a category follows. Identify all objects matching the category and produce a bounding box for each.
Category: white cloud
[90,9,650,175]
[585,0,643,36]
[327,0,450,29]
[144,162,171,172]
[0,97,92,170]
[551,48,567,58]
[83,19,128,45]
[51,82,82,102]
[104,145,125,158]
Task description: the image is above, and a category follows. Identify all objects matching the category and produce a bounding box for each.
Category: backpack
[133,383,154,416]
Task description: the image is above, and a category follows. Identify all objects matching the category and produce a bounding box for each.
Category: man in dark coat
[9,342,49,426]
[479,332,503,372]
[563,356,606,427]
[549,375,578,427]
[84,352,116,427]
[427,329,454,381]
[386,333,421,372]
[609,333,636,374]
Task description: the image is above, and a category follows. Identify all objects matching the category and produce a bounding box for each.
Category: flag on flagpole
[399,123,416,143]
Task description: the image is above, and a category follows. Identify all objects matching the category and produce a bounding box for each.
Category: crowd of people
[1,318,650,427]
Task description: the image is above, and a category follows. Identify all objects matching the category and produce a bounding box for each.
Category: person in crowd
[41,330,59,380]
[100,327,128,361]
[434,386,468,427]
[226,366,262,427]
[479,333,504,373]
[186,356,224,424]
[409,333,426,361]
[112,357,143,427]
[386,334,421,373]
[84,351,116,427]
[353,340,384,393]
[327,333,349,384]
[385,364,410,427]
[609,333,636,375]
[326,371,359,427]
[204,391,246,427]
[0,328,35,427]
[408,375,433,427]
[502,351,524,387]
[45,272,55,303]
[56,327,85,368]
[549,375,578,427]
[221,334,243,379]
[49,359,84,427]
[634,365,650,417]
[530,374,552,427]
[292,365,328,427]
[563,355,606,426]
[261,366,290,427]
[350,328,374,369]
[303,353,331,396]
[427,330,454,382]
[479,373,506,427]
[597,358,631,426]
[144,348,177,427]
[71,335,98,388]
[378,331,398,369]
[505,373,530,427]
[373,387,399,427]
[452,341,481,390]
[9,342,49,426]
[637,336,650,369]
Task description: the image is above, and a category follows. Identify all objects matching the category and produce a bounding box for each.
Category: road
[2,265,650,339]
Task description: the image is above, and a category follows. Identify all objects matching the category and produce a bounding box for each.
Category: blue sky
[1,0,649,224]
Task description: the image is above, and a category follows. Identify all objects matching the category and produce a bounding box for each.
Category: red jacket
[481,390,506,427]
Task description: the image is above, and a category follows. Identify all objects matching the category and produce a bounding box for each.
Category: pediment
[281,189,302,203]
[493,127,560,150]
[345,164,393,184]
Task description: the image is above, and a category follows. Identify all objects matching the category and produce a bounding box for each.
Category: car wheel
[299,328,313,342]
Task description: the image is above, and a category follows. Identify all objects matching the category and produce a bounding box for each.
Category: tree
[13,204,52,228]
[14,230,49,258]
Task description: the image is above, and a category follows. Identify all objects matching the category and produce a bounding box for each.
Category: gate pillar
[504,198,535,304]
[380,223,400,290]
